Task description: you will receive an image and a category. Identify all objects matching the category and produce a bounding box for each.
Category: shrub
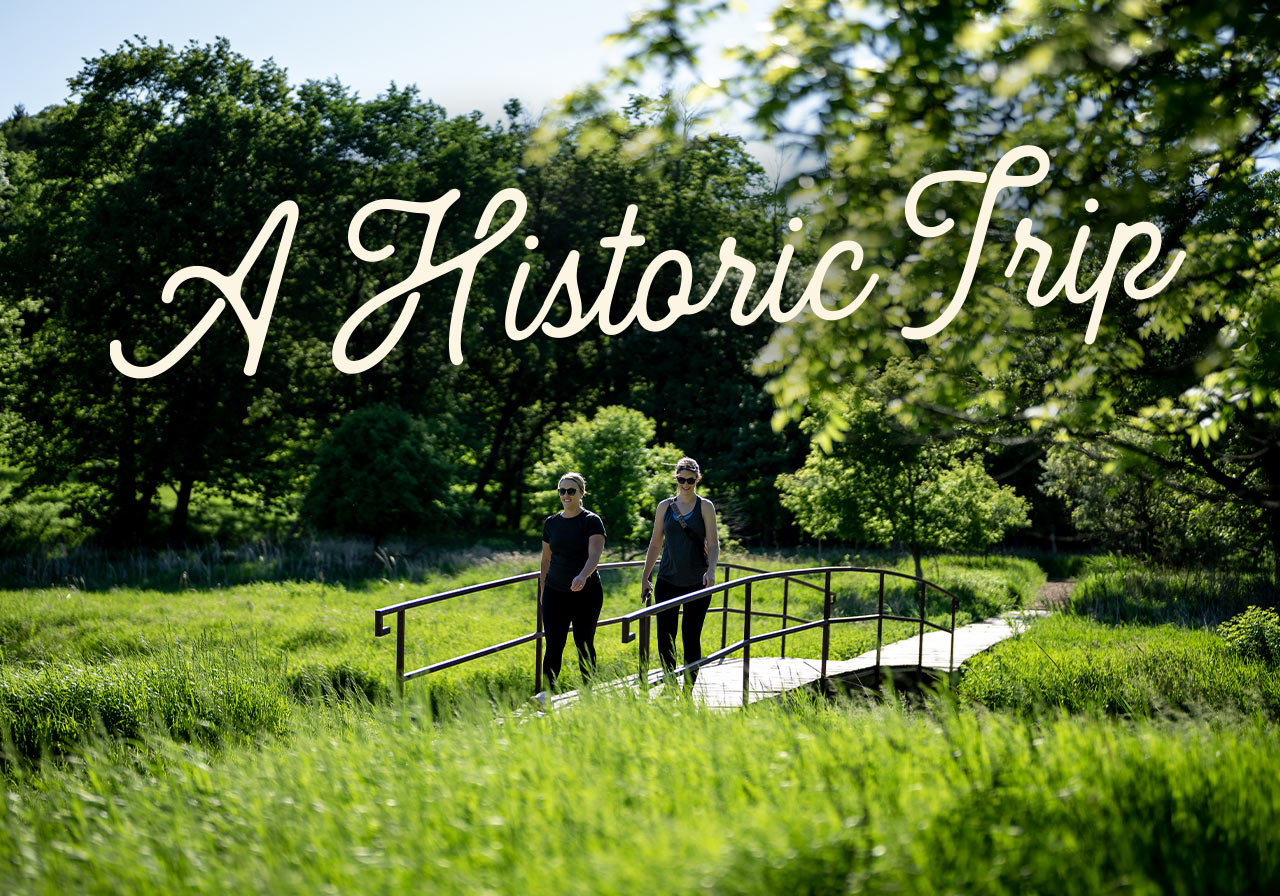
[1219,606,1280,664]
[533,406,681,545]
[302,405,459,544]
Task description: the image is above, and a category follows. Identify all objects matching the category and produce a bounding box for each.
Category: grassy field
[3,694,1278,894]
[3,549,1279,893]
[0,550,1043,759]
[958,613,1280,718]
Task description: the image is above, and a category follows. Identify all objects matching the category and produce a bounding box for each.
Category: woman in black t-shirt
[640,457,720,690]
[538,471,606,695]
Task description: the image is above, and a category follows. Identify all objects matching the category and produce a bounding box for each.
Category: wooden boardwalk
[543,610,1047,711]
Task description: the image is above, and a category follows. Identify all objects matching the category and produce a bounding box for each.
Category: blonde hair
[559,471,587,495]
[674,457,701,476]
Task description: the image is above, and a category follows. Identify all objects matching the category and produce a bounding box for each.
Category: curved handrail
[373,560,827,634]
[373,560,963,699]
[617,566,962,634]
[616,566,960,700]
[375,561,822,689]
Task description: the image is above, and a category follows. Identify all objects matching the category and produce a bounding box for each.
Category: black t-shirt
[542,510,606,591]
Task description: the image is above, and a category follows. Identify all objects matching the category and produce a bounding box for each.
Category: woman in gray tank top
[640,457,720,690]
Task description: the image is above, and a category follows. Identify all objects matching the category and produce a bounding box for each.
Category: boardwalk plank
[544,610,1046,711]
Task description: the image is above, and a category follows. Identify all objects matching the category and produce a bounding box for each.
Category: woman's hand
[641,578,653,601]
[702,569,716,588]
[570,574,587,592]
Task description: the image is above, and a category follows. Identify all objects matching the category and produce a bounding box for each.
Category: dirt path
[1030,579,1075,611]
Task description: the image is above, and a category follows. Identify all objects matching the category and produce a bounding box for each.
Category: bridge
[373,560,1037,707]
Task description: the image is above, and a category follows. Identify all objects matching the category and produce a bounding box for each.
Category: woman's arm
[701,499,720,587]
[640,501,667,600]
[571,534,606,591]
[539,541,551,593]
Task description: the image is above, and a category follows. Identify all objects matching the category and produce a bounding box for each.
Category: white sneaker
[531,690,549,710]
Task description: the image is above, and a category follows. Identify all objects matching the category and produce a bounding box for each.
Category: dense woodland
[2,0,1279,578]
[0,39,812,552]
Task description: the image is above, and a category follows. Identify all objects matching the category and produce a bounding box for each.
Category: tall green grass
[2,695,1278,894]
[0,537,537,590]
[1069,556,1277,627]
[959,614,1280,718]
[0,642,289,763]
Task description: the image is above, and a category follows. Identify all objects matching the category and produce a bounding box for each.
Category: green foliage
[7,549,1280,892]
[0,536,538,590]
[1,38,323,543]
[1218,606,1280,664]
[960,613,1280,719]
[0,104,55,155]
[778,386,1029,571]
[0,550,1037,722]
[1,39,800,548]
[302,405,459,543]
[593,0,1280,571]
[1069,557,1278,627]
[0,466,83,551]
[534,405,679,543]
[1042,439,1270,569]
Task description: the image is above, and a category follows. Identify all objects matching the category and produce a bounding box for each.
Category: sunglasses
[675,476,697,485]
[557,487,578,496]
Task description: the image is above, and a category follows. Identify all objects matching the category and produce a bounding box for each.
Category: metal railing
[373,561,960,700]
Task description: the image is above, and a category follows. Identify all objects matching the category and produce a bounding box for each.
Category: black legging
[541,576,604,689]
[654,578,712,685]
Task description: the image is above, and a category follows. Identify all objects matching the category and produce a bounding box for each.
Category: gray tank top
[657,496,708,587]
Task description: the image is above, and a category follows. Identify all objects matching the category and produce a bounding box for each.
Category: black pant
[655,578,712,686]
[541,577,604,689]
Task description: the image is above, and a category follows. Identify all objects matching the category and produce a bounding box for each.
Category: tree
[534,406,680,546]
[1041,437,1268,567]
[301,405,457,545]
[1,38,323,543]
[777,387,1028,578]
[594,0,1280,575]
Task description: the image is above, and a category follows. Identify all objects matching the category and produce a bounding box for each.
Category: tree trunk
[108,399,144,546]
[171,477,193,543]
[471,392,522,503]
[1268,506,1280,586]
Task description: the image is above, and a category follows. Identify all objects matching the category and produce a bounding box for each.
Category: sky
[1,0,766,124]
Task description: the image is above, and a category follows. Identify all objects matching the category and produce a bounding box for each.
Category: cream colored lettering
[632,249,695,331]
[801,240,877,322]
[110,200,298,378]
[903,146,1185,344]
[336,188,527,371]
[111,155,1187,379]
[1004,201,1186,343]
[902,145,1050,339]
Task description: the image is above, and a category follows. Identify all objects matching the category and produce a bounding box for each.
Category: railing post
[875,572,885,681]
[950,594,957,673]
[396,610,406,699]
[640,593,651,683]
[918,579,926,675]
[720,564,730,651]
[820,571,832,680]
[781,578,790,658]
[741,582,752,706]
[535,579,544,693]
